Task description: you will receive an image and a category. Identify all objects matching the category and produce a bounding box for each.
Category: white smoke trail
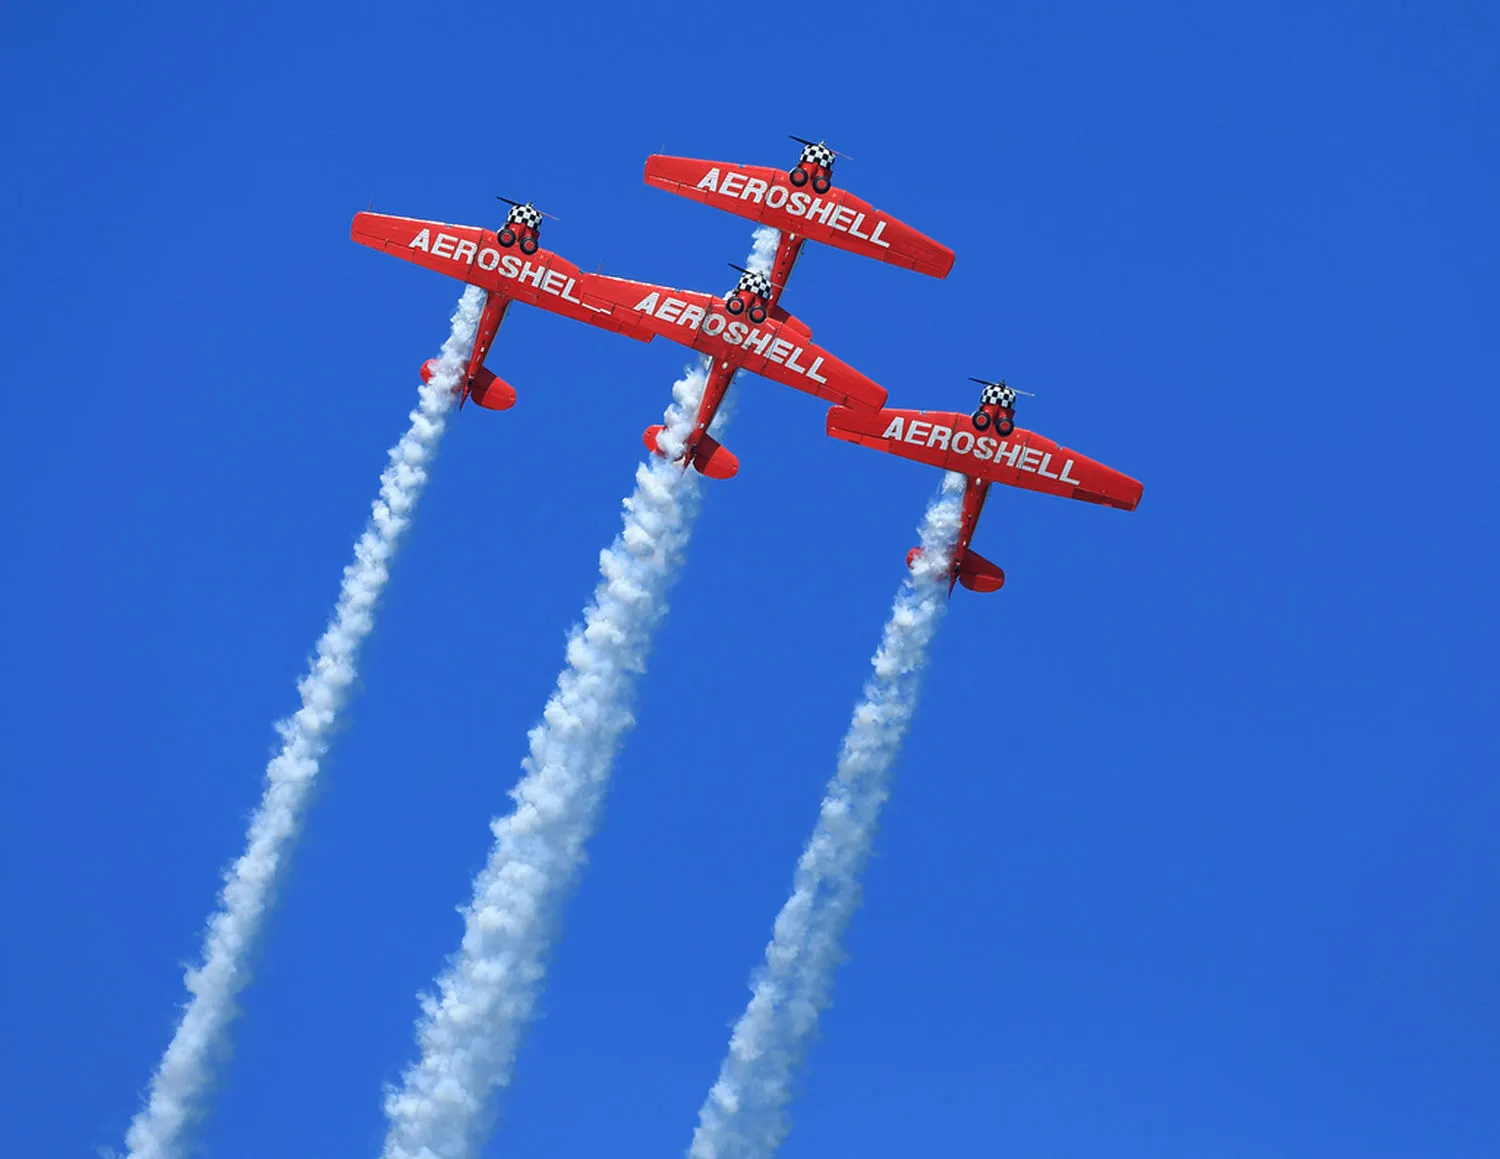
[123,287,485,1159]
[380,229,778,1159]
[687,471,966,1159]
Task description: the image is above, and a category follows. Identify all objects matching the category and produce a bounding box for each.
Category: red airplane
[595,137,956,479]
[351,200,655,410]
[644,137,956,279]
[826,379,1143,593]
[583,265,888,479]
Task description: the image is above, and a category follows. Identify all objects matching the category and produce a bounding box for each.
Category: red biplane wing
[644,155,955,279]
[350,212,654,343]
[585,275,886,411]
[827,406,1143,510]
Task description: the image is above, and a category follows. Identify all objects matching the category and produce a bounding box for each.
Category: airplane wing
[644,155,955,279]
[351,212,654,343]
[585,275,885,410]
[827,406,1143,510]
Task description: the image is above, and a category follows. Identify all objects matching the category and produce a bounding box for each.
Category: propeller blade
[727,262,783,289]
[497,196,560,223]
[969,377,1036,397]
[789,134,853,161]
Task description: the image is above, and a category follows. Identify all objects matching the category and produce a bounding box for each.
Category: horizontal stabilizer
[957,549,1006,593]
[468,367,516,411]
[643,425,740,479]
[690,431,739,479]
[420,359,515,410]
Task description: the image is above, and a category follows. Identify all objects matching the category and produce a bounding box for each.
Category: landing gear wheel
[498,228,516,247]
[748,305,767,324]
[971,410,991,431]
[995,417,1015,437]
[725,295,745,315]
[812,174,832,194]
[519,235,539,255]
[789,166,809,187]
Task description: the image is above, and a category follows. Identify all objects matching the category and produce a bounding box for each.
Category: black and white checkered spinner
[981,383,1016,409]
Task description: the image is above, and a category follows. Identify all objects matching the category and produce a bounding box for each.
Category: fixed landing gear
[788,165,832,194]
[971,409,1015,437]
[724,295,768,324]
[498,227,539,255]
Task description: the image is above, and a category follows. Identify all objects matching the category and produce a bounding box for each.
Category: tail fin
[643,425,740,480]
[957,549,1005,593]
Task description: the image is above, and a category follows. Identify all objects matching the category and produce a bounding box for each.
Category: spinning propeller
[969,377,1037,398]
[789,135,854,161]
[495,195,561,222]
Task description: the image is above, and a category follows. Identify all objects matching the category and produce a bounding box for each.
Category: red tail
[419,359,515,411]
[644,425,739,479]
[906,545,1005,594]
[957,549,1006,593]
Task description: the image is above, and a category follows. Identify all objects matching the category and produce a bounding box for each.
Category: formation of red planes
[351,137,1143,594]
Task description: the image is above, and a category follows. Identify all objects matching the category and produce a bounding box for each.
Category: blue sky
[2,1,1496,1156]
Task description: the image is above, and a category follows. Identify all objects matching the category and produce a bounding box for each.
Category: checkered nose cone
[736,270,774,299]
[799,142,836,169]
[506,203,543,229]
[981,383,1016,409]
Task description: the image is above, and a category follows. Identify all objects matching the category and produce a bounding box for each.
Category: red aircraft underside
[826,404,1143,593]
[583,271,886,480]
[351,211,655,410]
[645,155,955,280]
